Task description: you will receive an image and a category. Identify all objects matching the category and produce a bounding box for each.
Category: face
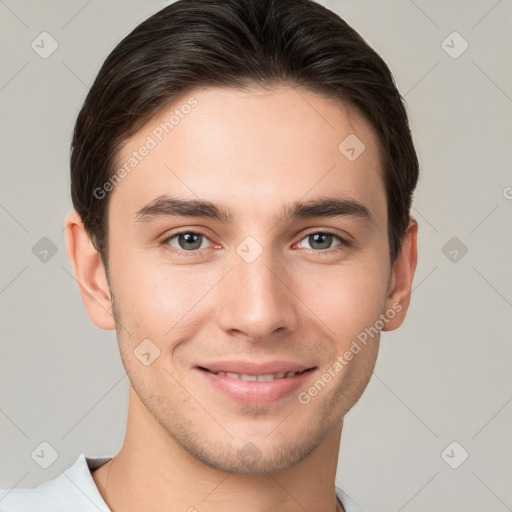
[89,85,405,473]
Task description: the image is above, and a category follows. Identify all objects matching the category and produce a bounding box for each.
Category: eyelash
[161,229,350,258]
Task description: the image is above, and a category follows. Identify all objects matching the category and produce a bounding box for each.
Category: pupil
[180,233,201,250]
[311,233,331,250]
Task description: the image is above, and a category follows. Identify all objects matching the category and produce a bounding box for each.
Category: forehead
[111,85,386,224]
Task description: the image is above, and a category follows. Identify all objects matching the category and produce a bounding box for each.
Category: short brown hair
[70,0,419,268]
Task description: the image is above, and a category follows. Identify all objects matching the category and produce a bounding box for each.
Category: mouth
[195,362,317,406]
[197,367,309,381]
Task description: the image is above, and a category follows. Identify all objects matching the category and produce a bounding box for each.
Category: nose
[216,247,299,341]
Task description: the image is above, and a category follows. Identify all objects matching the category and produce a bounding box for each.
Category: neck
[93,386,344,512]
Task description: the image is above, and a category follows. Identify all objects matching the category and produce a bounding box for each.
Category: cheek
[296,258,390,343]
[110,252,217,343]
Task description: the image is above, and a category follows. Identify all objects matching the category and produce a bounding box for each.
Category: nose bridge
[216,241,298,340]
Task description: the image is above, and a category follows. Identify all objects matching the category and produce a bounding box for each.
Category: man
[0,0,418,510]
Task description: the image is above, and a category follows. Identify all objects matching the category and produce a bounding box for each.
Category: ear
[65,211,116,330]
[382,218,418,331]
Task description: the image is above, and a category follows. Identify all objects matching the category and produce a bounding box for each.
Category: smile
[206,369,306,381]
[195,364,316,406]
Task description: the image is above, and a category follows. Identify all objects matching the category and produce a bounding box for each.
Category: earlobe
[382,218,418,331]
[65,211,116,330]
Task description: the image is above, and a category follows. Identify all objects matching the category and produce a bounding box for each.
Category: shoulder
[0,453,111,512]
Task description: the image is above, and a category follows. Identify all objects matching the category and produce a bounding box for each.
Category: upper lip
[196,360,315,375]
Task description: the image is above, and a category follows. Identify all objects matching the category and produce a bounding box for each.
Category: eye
[161,229,349,257]
[163,231,213,255]
[295,231,347,252]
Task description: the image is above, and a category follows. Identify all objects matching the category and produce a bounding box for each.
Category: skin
[66,85,417,512]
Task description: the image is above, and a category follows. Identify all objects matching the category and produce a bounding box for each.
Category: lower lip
[196,368,315,406]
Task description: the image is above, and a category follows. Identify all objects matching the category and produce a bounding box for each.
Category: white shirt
[0,453,365,511]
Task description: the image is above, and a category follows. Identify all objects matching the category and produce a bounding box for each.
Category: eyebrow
[134,194,373,225]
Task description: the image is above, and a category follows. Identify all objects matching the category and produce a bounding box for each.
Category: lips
[195,360,317,406]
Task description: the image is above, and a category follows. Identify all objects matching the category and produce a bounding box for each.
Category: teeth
[240,374,258,381]
[211,370,300,381]
[257,374,275,382]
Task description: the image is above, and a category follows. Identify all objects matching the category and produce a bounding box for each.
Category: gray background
[1,1,511,510]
